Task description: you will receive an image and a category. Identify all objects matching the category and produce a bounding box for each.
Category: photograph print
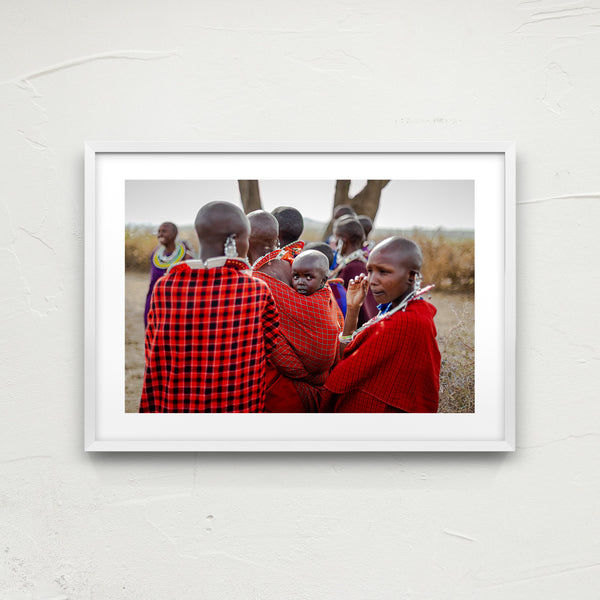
[124,179,474,415]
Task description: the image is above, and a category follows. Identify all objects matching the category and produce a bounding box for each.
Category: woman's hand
[346,272,369,310]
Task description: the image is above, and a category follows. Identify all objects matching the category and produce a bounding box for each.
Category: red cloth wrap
[254,272,343,374]
[321,299,441,413]
[252,245,343,411]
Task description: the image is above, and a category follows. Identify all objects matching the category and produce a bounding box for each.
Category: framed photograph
[85,142,515,451]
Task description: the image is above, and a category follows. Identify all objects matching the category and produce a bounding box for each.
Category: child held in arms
[321,236,441,413]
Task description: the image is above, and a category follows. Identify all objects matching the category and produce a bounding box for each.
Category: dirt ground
[125,271,474,413]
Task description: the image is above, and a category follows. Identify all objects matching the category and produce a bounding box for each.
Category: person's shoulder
[396,299,437,326]
[344,259,367,274]
[236,269,273,295]
[411,298,437,317]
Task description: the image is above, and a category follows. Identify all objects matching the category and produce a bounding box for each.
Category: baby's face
[292,257,327,295]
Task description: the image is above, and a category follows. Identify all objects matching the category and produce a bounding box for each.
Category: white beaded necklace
[339,284,434,343]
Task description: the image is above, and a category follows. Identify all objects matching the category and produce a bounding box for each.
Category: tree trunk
[238,180,262,213]
[323,180,390,239]
[350,180,390,219]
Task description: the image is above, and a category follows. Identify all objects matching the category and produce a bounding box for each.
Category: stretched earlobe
[224,235,238,258]
[412,272,423,293]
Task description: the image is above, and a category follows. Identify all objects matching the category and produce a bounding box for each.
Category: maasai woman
[330,215,377,327]
[143,222,192,328]
[321,237,441,413]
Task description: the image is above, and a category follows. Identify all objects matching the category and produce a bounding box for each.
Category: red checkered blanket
[253,271,343,375]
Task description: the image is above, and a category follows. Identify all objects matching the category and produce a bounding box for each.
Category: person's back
[140,201,309,413]
[140,257,278,412]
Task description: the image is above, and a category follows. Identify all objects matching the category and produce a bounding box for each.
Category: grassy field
[126,272,474,413]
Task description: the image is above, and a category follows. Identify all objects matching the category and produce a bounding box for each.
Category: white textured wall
[2,1,599,598]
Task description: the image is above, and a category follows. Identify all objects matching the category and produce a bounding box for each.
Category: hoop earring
[224,235,238,258]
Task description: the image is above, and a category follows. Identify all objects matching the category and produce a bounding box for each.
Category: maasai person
[330,216,377,326]
[247,210,280,265]
[302,241,346,316]
[252,246,343,412]
[140,202,311,413]
[291,250,329,296]
[326,204,356,251]
[144,222,193,328]
[249,211,292,285]
[321,237,441,413]
[271,206,304,247]
[358,215,375,254]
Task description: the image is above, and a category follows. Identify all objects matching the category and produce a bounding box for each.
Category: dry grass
[433,294,475,413]
[126,225,474,293]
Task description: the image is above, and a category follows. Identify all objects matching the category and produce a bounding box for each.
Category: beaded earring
[413,272,423,295]
[224,235,238,258]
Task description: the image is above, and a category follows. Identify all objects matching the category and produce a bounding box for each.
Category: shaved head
[370,237,423,271]
[357,215,373,238]
[271,206,304,246]
[194,201,250,260]
[291,250,329,295]
[160,221,178,235]
[248,210,279,264]
[333,204,356,220]
[293,249,329,277]
[334,216,365,245]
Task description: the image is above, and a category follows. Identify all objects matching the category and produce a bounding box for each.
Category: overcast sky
[125,180,474,230]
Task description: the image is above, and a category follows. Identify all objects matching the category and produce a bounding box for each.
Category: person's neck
[163,241,176,254]
[342,242,362,257]
[390,287,414,309]
[200,250,222,261]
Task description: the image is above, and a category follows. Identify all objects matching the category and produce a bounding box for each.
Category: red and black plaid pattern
[140,261,283,412]
[253,272,343,374]
[321,299,441,413]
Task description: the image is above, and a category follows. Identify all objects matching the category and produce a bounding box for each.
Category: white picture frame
[85,142,515,452]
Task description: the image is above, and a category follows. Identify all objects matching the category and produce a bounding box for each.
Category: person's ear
[408,271,416,284]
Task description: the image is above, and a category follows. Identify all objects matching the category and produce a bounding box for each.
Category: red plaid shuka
[252,245,344,412]
[139,259,308,413]
[253,272,344,374]
[320,299,441,413]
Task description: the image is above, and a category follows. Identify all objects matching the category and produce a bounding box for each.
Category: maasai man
[321,237,441,413]
[247,210,280,265]
[140,202,311,413]
[144,222,193,328]
[330,215,377,326]
[271,206,304,247]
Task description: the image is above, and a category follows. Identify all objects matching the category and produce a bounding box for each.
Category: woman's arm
[339,273,369,353]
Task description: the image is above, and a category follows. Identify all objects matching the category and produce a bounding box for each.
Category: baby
[291,250,329,296]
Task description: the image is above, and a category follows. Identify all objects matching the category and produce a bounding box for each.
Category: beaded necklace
[339,284,434,344]
[152,243,186,269]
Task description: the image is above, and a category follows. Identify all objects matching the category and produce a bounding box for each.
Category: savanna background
[125,179,474,413]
